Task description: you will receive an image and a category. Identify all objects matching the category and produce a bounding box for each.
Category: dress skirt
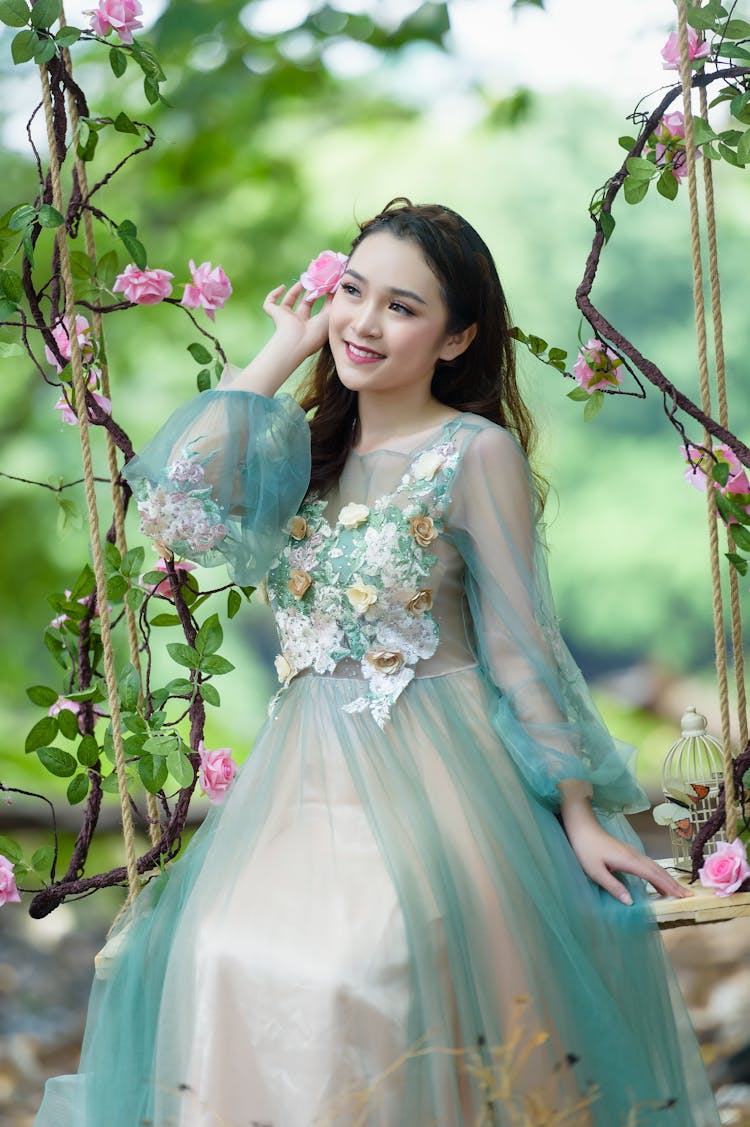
[35,666,719,1127]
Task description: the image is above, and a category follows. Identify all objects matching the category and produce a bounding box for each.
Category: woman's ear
[439,323,478,362]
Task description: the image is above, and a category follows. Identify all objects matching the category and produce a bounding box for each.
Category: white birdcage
[655,706,728,871]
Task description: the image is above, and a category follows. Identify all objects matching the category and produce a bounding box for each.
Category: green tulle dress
[35,384,720,1127]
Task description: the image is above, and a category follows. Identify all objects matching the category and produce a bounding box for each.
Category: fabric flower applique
[301,250,348,303]
[132,440,229,556]
[266,424,462,727]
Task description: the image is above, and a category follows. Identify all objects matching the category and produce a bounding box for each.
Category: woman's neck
[353,390,458,454]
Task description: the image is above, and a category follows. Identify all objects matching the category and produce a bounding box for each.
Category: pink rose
[572,338,624,394]
[698,838,750,896]
[113,264,174,305]
[144,557,196,600]
[197,740,238,804]
[661,28,710,70]
[0,855,21,907]
[45,315,96,373]
[54,390,112,427]
[181,260,232,321]
[50,589,98,629]
[648,111,700,184]
[86,0,143,44]
[682,442,750,497]
[48,696,106,731]
[300,250,348,303]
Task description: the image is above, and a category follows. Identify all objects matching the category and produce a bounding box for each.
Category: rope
[39,61,140,901]
[58,8,161,846]
[677,0,737,838]
[698,84,749,758]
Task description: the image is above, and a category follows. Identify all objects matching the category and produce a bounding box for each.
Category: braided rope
[39,62,140,900]
[58,10,161,847]
[677,0,737,838]
[698,84,749,759]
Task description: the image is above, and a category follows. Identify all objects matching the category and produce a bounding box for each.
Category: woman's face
[328,230,467,398]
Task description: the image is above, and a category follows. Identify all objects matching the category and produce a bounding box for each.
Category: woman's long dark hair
[297,198,546,509]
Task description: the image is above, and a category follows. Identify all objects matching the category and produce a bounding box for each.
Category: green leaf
[599,211,615,243]
[32,32,55,62]
[625,156,656,181]
[100,769,133,794]
[150,613,181,627]
[716,43,750,61]
[143,74,160,105]
[712,461,731,487]
[547,347,568,363]
[566,387,591,403]
[729,524,750,552]
[55,24,80,46]
[57,706,79,739]
[69,563,95,602]
[656,168,679,200]
[29,0,60,28]
[0,836,24,863]
[623,176,650,205]
[196,368,211,392]
[31,844,55,875]
[25,715,59,753]
[109,46,127,77]
[0,269,22,305]
[736,130,750,166]
[724,18,750,37]
[726,551,748,575]
[77,734,99,767]
[37,745,77,777]
[138,754,168,795]
[686,6,716,29]
[57,497,81,537]
[692,116,718,146]
[22,227,34,267]
[142,733,179,755]
[114,111,139,135]
[618,135,636,151]
[166,642,200,669]
[12,27,39,63]
[199,681,220,707]
[0,341,24,357]
[69,250,95,279]
[199,654,235,676]
[583,390,606,422]
[167,747,194,788]
[116,221,147,271]
[718,141,743,167]
[125,586,145,614]
[121,545,145,577]
[104,540,122,571]
[527,335,547,355]
[106,574,128,601]
[9,204,35,231]
[164,677,194,696]
[0,0,32,28]
[67,772,90,804]
[26,684,59,707]
[227,588,242,619]
[119,662,141,711]
[37,204,64,228]
[96,249,119,289]
[141,569,167,586]
[188,341,213,364]
[195,613,223,656]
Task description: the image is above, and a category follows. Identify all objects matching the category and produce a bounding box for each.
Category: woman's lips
[345,341,385,364]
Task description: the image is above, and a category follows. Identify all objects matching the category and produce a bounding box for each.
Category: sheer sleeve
[121,385,311,586]
[449,422,648,815]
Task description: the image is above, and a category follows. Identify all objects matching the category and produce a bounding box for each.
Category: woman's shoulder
[451,412,527,464]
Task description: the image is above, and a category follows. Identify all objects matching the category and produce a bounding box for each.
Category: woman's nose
[351,301,381,339]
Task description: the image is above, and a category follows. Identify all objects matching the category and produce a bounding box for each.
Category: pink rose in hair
[661,28,710,70]
[698,838,750,896]
[0,856,21,907]
[86,0,143,44]
[181,260,232,321]
[113,264,174,305]
[300,250,348,303]
[198,740,238,804]
[572,339,623,394]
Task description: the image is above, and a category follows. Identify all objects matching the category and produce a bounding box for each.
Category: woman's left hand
[562,806,692,905]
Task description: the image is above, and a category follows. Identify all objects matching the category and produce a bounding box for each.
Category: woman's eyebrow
[343,267,427,306]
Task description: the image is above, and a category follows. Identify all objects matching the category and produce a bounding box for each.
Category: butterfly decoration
[652,782,713,840]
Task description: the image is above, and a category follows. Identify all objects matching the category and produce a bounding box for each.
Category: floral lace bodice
[266,421,467,728]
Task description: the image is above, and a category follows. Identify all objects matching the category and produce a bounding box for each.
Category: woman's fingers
[597,851,692,904]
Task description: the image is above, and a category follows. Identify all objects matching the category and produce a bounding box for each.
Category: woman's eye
[340,282,359,296]
[390,301,414,316]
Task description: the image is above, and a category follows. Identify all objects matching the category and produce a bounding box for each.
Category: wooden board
[648,859,750,928]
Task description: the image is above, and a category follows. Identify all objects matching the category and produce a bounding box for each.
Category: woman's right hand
[263,280,332,365]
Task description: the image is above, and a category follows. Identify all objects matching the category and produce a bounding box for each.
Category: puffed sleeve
[121,385,311,586]
[449,422,648,814]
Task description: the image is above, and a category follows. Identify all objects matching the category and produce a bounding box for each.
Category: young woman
[36,199,719,1126]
